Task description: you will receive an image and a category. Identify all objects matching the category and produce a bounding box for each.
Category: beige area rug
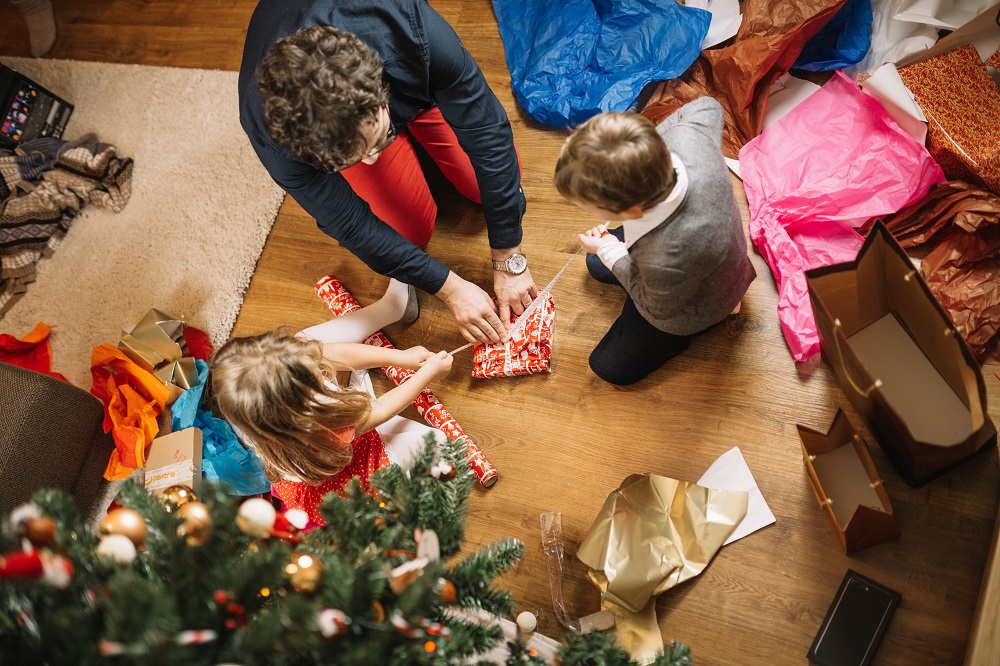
[0,57,284,388]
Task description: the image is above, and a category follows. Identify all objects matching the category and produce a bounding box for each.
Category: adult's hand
[436,272,507,344]
[494,268,538,325]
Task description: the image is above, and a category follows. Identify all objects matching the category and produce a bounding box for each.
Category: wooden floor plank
[3,2,998,663]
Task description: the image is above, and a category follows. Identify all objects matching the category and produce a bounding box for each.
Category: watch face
[508,253,528,274]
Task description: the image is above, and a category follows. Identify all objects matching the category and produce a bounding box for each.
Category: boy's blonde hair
[554,112,675,214]
[210,330,372,485]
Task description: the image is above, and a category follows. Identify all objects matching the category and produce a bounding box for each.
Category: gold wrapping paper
[117,308,199,404]
[578,474,749,663]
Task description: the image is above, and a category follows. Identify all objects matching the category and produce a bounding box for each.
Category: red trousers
[340,107,482,248]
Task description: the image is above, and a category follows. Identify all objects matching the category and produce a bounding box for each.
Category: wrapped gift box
[144,427,203,495]
[798,409,898,554]
[805,221,997,486]
[898,44,1000,195]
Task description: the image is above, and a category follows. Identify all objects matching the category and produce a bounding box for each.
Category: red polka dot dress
[270,428,389,526]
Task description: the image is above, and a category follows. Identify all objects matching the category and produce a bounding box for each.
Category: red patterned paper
[899,44,1000,195]
[986,46,1000,73]
[472,293,555,378]
[313,275,498,487]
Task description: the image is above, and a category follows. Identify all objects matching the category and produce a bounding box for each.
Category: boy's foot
[400,284,420,324]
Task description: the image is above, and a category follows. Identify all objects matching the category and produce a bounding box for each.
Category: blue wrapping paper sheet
[172,360,270,495]
[793,0,874,71]
[491,0,710,128]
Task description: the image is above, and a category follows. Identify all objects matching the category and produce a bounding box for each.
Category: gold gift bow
[117,308,200,404]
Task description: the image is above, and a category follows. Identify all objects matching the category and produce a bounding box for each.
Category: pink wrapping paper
[739,71,946,361]
[314,275,498,487]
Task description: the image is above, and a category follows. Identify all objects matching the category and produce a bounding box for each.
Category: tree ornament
[415,528,440,561]
[24,516,57,548]
[285,552,324,593]
[0,549,73,588]
[389,557,429,595]
[177,502,212,546]
[236,498,276,538]
[430,460,456,481]
[98,508,147,548]
[160,485,198,513]
[8,502,41,535]
[437,577,457,604]
[371,600,385,623]
[317,608,351,639]
[390,610,422,638]
[284,509,308,530]
[96,534,137,564]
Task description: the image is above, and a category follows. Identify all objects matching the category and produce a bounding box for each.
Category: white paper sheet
[894,0,996,30]
[697,447,776,546]
[686,0,743,49]
[845,0,938,77]
[860,63,928,143]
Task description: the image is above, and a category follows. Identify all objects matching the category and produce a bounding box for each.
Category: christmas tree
[0,436,692,665]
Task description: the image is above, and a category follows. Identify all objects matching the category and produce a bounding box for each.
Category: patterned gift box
[899,44,1000,195]
[471,293,555,378]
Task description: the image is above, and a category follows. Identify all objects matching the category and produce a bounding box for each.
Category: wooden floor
[3,2,999,664]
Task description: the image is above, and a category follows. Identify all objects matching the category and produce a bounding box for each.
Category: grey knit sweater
[610,96,756,336]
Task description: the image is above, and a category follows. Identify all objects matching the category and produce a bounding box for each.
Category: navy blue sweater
[239,0,525,293]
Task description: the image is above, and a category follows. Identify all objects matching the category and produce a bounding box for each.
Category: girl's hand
[400,345,433,370]
[578,224,619,254]
[418,350,454,383]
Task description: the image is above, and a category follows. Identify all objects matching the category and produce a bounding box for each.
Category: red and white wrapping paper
[315,275,498,487]
[472,293,555,378]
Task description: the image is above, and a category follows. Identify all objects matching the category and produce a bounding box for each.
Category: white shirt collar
[623,153,688,248]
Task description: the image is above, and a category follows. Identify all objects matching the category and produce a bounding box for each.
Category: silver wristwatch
[492,252,528,275]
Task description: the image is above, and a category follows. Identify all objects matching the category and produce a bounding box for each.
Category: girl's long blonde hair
[210,330,372,485]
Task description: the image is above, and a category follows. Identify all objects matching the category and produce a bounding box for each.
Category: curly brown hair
[256,25,390,169]
[554,112,675,214]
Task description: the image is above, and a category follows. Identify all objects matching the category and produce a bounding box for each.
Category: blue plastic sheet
[491,0,711,128]
[172,360,270,496]
[793,0,874,71]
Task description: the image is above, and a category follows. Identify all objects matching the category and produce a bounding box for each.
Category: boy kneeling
[555,97,755,385]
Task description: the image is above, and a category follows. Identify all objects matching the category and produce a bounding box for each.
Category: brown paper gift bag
[798,409,899,554]
[805,221,996,486]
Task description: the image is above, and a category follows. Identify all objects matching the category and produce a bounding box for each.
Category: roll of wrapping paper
[315,275,498,487]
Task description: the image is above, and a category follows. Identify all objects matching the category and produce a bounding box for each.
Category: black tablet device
[0,63,74,149]
[807,569,901,666]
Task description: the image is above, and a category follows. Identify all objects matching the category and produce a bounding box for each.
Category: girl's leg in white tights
[299,278,410,343]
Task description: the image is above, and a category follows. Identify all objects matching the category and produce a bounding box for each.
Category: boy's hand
[418,350,454,382]
[400,346,433,370]
[578,224,621,254]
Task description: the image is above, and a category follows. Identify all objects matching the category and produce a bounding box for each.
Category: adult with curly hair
[239,0,537,345]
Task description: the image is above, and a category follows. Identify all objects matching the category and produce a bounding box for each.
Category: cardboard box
[0,63,74,149]
[144,427,203,495]
[798,410,899,554]
[805,221,997,486]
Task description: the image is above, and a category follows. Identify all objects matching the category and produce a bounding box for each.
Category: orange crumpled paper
[90,343,170,480]
[472,293,555,378]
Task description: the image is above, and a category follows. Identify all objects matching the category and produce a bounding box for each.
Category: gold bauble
[24,516,57,548]
[159,485,198,513]
[285,552,324,593]
[98,508,147,548]
[176,502,212,546]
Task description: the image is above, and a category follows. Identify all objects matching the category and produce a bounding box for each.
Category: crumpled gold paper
[577,474,749,664]
[117,308,199,404]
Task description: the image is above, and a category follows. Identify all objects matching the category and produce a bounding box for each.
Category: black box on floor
[808,569,900,666]
[0,63,74,149]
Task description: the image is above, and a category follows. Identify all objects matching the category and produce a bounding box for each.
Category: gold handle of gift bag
[831,319,883,398]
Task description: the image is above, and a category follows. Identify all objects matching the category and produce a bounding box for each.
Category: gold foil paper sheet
[578,473,749,663]
[117,308,199,404]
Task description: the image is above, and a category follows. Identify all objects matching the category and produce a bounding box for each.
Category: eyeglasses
[323,115,397,173]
